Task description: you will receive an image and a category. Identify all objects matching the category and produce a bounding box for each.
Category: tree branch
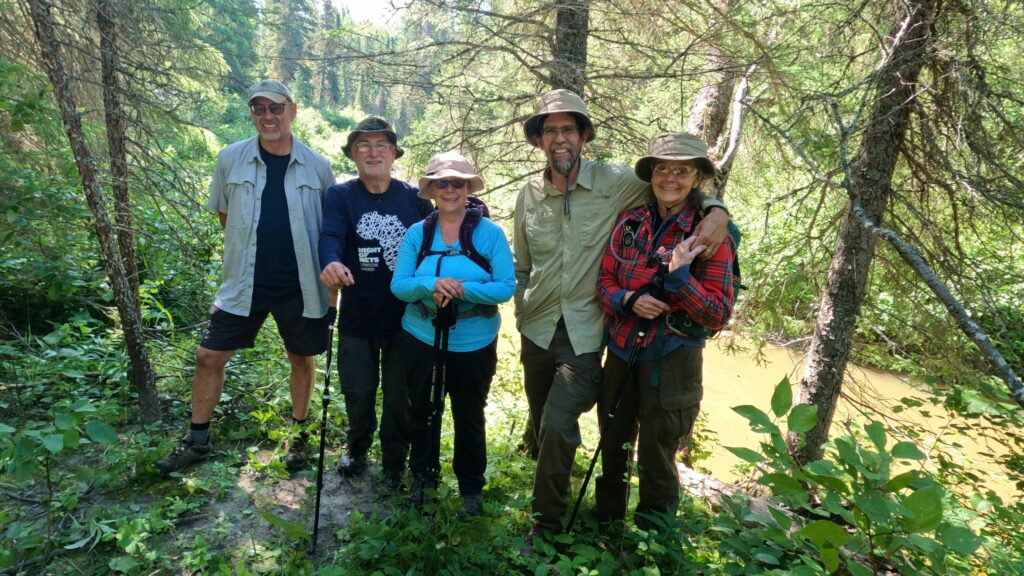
[850,201,1024,408]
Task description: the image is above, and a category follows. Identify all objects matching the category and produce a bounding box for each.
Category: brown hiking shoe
[155,436,212,476]
[283,434,309,472]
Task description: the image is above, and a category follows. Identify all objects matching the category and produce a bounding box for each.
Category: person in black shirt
[319,118,432,489]
[156,80,335,476]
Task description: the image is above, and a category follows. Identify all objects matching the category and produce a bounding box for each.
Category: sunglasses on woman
[433,179,466,189]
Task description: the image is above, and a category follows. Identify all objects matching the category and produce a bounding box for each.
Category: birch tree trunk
[788,0,935,464]
[29,0,161,424]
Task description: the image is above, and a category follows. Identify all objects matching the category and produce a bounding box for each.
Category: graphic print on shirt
[355,211,407,272]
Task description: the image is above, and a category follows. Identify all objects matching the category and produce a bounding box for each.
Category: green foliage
[713,377,992,574]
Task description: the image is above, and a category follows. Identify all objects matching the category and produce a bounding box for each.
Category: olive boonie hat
[523,89,596,147]
[343,117,404,159]
[634,132,716,182]
[248,79,293,104]
[417,151,485,199]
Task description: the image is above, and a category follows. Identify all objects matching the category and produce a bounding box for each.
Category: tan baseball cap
[523,89,596,147]
[247,79,293,104]
[634,133,716,182]
[417,151,485,199]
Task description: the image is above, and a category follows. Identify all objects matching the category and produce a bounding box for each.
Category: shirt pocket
[294,172,324,200]
[524,211,558,258]
[292,172,325,226]
[224,170,256,230]
[575,203,612,248]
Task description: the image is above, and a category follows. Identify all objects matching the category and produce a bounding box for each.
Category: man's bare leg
[191,346,235,423]
[155,346,233,475]
[287,352,315,420]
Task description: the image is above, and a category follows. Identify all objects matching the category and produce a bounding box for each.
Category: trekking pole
[567,259,668,533]
[421,302,455,508]
[566,319,651,533]
[309,289,341,554]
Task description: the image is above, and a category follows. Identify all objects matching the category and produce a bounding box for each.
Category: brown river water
[700,335,1016,499]
[496,311,1017,500]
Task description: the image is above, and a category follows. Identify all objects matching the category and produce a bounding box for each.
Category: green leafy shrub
[714,377,989,575]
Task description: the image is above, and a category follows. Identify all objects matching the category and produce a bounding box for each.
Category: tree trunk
[678,28,750,460]
[686,59,734,154]
[789,0,934,464]
[552,0,589,94]
[30,0,161,424]
[850,203,1024,407]
[97,0,139,297]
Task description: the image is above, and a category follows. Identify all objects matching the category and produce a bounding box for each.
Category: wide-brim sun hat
[634,132,716,182]
[343,116,405,159]
[523,89,596,147]
[417,151,485,199]
[248,79,293,104]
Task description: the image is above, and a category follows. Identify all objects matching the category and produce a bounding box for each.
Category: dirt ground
[171,446,396,565]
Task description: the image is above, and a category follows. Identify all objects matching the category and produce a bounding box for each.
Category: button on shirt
[513,158,727,355]
[207,135,335,318]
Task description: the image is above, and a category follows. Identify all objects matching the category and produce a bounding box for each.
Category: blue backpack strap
[459,208,491,274]
[417,209,440,269]
[415,198,492,275]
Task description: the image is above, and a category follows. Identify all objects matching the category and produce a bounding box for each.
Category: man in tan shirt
[513,89,730,535]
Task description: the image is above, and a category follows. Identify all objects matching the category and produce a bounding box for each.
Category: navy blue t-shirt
[252,146,300,305]
[319,178,432,338]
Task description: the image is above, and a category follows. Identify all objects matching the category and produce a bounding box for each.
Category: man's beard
[549,146,580,176]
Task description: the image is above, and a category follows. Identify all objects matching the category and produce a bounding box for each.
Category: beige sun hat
[247,79,293,104]
[417,151,485,199]
[634,132,716,182]
[522,89,596,147]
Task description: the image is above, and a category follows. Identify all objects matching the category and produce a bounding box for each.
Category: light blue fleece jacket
[391,217,515,352]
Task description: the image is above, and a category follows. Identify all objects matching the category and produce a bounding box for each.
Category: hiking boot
[383,468,404,491]
[283,434,308,472]
[457,494,483,518]
[336,453,367,477]
[409,475,437,510]
[155,436,212,476]
[521,524,558,557]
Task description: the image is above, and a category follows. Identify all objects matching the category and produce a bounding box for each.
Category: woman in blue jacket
[391,151,514,516]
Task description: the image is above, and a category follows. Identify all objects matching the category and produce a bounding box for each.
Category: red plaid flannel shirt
[597,204,735,350]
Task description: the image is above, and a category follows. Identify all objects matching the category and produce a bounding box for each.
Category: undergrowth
[2,315,1022,575]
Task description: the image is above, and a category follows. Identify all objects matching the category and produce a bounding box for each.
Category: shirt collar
[246,135,303,165]
[543,157,595,194]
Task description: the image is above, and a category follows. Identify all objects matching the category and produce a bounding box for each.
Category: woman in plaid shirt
[593,133,737,529]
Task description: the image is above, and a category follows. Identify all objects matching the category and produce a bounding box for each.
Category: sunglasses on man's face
[249,102,288,116]
[433,179,466,190]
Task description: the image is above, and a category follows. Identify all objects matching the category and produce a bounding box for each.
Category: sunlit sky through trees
[333,0,401,24]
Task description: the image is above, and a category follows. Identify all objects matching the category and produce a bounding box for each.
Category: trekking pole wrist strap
[623,285,653,315]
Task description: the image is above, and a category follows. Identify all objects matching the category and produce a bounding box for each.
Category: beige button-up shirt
[513,158,725,354]
[207,136,334,318]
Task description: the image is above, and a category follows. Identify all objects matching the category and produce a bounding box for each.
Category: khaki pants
[594,344,703,522]
[521,321,602,532]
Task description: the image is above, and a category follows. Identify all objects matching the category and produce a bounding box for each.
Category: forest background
[0,0,1022,574]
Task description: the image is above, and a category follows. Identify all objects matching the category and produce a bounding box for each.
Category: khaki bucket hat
[634,132,716,182]
[523,89,596,147]
[248,79,293,104]
[343,117,404,159]
[417,151,485,199]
